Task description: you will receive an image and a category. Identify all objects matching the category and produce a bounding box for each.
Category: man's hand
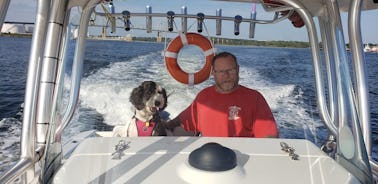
[163,116,181,131]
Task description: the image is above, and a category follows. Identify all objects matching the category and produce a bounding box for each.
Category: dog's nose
[155,101,161,107]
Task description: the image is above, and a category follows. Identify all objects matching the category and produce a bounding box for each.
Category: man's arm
[253,93,279,138]
[164,116,181,130]
[164,116,196,136]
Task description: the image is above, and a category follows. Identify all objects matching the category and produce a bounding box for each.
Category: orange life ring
[164,33,215,85]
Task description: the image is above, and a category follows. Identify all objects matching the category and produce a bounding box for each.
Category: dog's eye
[155,101,161,107]
[157,90,162,94]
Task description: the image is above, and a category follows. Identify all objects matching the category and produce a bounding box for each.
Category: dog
[112,81,170,137]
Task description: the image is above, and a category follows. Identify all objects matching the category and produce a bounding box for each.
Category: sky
[4,0,378,43]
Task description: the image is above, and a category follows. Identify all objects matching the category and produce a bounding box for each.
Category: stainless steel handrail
[370,160,378,176]
[318,17,338,125]
[0,158,34,184]
[348,0,377,175]
[0,146,44,184]
[0,0,10,31]
[261,1,294,12]
[55,3,96,140]
[1,0,52,183]
[349,0,372,155]
[280,0,337,136]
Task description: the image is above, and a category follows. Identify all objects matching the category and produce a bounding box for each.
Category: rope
[100,4,114,27]
[162,26,169,57]
[187,20,196,32]
[203,22,217,53]
[179,32,188,46]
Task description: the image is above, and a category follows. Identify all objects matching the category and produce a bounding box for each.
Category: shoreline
[4,33,377,50]
[1,33,310,48]
[0,33,32,38]
[87,35,311,48]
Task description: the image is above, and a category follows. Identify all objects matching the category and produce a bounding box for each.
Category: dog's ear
[142,81,156,100]
[161,87,168,110]
[130,84,145,110]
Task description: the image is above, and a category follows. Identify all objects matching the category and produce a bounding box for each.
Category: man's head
[211,52,239,94]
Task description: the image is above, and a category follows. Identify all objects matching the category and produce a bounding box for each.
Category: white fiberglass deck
[53,136,359,184]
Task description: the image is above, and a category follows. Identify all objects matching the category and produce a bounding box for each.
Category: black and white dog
[112,81,170,137]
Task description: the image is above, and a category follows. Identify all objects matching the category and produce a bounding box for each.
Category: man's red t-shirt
[179,85,278,138]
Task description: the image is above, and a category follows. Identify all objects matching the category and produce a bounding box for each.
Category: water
[1,36,378,175]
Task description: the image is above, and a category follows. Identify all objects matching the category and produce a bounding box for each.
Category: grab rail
[279,0,337,136]
[348,0,377,176]
[370,160,378,176]
[55,2,96,141]
[349,0,372,156]
[0,158,34,184]
[0,145,44,184]
[318,17,338,125]
[0,0,10,31]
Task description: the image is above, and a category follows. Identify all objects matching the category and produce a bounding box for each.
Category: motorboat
[1,0,378,183]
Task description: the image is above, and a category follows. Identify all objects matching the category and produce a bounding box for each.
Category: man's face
[212,56,239,93]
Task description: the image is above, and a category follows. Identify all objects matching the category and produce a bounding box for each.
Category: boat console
[53,136,359,183]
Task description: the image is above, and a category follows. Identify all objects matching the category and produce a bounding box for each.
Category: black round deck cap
[188,142,237,171]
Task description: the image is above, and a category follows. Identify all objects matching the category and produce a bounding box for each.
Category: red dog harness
[136,119,156,136]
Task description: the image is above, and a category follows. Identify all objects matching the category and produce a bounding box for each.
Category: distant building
[1,23,33,34]
[364,44,378,53]
[71,28,79,39]
[157,31,162,42]
[124,34,133,41]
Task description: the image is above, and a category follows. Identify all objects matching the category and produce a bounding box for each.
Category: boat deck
[53,136,359,184]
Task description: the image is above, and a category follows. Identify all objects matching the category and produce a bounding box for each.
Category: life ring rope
[188,73,194,85]
[179,32,188,46]
[164,51,178,59]
[204,48,217,57]
[163,32,216,85]
[164,48,216,59]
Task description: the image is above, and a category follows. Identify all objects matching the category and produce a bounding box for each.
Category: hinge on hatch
[111,140,130,159]
[280,142,299,160]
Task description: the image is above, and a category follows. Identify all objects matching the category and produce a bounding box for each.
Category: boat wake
[0,45,329,176]
[0,118,21,174]
[68,50,324,144]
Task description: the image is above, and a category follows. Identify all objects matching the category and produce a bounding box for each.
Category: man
[167,52,278,138]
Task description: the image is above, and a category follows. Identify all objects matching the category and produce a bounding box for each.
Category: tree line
[133,36,310,48]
